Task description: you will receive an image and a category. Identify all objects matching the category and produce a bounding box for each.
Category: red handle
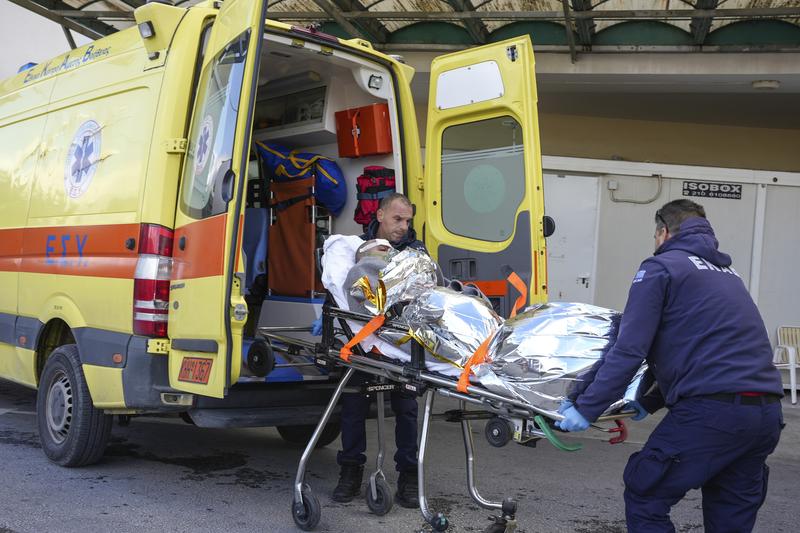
[608,419,628,445]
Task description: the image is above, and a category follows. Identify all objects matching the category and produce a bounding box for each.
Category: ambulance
[0,0,549,466]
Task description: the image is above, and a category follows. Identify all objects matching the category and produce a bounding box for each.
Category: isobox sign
[682,180,742,200]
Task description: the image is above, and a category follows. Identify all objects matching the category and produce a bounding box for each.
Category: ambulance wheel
[277,422,341,449]
[485,417,512,448]
[292,485,321,531]
[36,344,112,467]
[366,478,393,516]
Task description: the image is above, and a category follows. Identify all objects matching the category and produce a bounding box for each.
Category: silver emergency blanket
[358,248,439,316]
[474,302,646,415]
[347,245,645,417]
[402,287,502,368]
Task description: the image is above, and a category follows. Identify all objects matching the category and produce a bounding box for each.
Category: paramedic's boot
[332,464,364,503]
[395,470,419,508]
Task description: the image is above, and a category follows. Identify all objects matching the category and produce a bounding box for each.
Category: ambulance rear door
[423,36,549,316]
[168,0,268,398]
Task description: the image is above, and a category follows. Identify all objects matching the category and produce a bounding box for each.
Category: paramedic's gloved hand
[556,405,590,432]
[625,400,648,421]
[311,317,323,336]
[558,399,574,414]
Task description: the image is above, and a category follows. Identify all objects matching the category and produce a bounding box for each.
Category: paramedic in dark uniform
[332,193,425,507]
[557,199,784,533]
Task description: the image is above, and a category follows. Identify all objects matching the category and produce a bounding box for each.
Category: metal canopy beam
[267,8,800,21]
[310,0,366,39]
[48,10,134,19]
[571,0,596,47]
[8,0,117,40]
[444,0,489,44]
[324,0,390,43]
[560,0,578,62]
[62,25,77,49]
[691,0,719,45]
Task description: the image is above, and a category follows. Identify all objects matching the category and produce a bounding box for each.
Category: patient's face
[356,240,395,262]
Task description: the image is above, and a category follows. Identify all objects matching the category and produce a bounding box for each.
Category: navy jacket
[575,217,783,422]
[361,218,427,254]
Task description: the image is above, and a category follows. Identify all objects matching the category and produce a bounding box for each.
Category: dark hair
[379,192,412,211]
[655,199,706,234]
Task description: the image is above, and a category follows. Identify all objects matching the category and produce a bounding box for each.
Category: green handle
[534,415,583,452]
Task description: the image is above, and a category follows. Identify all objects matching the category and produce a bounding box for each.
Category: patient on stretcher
[321,235,645,418]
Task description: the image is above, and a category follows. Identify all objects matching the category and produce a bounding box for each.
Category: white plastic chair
[773,326,799,405]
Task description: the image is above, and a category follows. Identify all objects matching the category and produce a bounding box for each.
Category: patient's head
[355,239,395,263]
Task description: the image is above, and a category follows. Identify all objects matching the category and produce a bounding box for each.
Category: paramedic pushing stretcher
[321,193,425,507]
[557,199,784,532]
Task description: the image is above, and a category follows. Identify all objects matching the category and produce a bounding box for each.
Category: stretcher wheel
[246,339,275,377]
[485,417,512,448]
[292,485,321,531]
[430,513,449,532]
[365,477,393,516]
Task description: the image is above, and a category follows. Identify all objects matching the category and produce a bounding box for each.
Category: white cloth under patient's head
[321,235,458,376]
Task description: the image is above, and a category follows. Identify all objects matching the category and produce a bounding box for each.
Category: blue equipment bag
[255,141,347,216]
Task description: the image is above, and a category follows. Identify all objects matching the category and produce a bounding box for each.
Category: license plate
[178,357,213,384]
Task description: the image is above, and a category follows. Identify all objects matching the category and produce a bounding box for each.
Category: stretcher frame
[260,302,632,532]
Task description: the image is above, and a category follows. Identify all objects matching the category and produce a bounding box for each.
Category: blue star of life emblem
[64,120,101,199]
[194,115,214,175]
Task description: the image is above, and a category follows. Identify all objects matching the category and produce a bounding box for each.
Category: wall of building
[415,106,800,172]
[538,112,800,173]
[541,161,799,352]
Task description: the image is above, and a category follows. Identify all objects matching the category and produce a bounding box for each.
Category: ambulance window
[440,116,524,242]
[180,30,250,219]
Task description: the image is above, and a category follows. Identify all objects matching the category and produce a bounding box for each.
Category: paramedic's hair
[379,193,412,211]
[655,199,706,234]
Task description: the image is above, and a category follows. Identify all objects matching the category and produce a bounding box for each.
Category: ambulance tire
[36,344,113,467]
[277,422,341,449]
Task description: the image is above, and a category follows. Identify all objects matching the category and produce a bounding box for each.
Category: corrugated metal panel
[476,0,561,32]
[16,0,800,47]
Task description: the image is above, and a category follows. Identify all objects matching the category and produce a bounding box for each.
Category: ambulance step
[186,405,340,428]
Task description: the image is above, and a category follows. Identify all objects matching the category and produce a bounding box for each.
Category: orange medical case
[335,103,393,158]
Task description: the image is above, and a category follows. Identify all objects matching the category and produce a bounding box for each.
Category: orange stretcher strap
[340,314,385,362]
[507,270,528,318]
[457,331,496,393]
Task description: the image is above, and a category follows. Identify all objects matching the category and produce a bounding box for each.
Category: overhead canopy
[11,0,800,57]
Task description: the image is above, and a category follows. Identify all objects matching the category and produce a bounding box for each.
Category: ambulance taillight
[133,224,174,337]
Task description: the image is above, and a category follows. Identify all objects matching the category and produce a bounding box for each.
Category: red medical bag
[354,166,395,228]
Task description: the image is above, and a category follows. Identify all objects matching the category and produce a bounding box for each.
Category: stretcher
[260,302,634,532]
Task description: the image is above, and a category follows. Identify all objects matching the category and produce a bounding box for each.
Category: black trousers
[336,371,419,472]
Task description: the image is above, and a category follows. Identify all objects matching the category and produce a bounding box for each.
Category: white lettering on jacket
[687,256,740,277]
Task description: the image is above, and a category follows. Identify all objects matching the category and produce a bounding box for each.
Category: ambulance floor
[0,379,797,533]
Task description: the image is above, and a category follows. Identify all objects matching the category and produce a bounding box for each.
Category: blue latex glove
[558,399,574,414]
[311,317,323,336]
[625,400,648,421]
[556,405,590,432]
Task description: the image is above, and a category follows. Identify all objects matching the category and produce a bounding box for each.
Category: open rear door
[168,0,267,398]
[423,36,548,316]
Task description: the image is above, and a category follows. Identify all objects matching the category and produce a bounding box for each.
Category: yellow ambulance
[0,0,549,466]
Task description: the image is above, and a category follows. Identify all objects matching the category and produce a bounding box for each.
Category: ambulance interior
[238,33,404,380]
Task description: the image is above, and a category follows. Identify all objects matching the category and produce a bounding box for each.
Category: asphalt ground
[0,379,798,533]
